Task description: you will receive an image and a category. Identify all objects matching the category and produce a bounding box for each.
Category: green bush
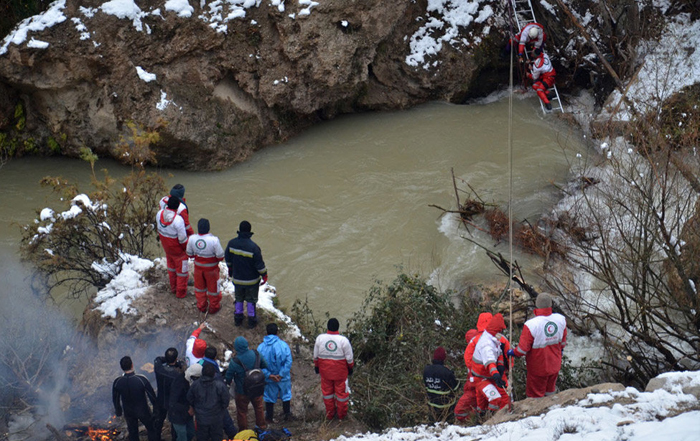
[345,273,481,430]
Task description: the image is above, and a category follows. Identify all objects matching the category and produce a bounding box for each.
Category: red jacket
[514,308,567,376]
[313,331,354,381]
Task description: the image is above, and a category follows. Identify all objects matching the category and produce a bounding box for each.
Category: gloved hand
[518,54,524,63]
[348,367,353,376]
[507,349,515,357]
[491,373,506,389]
[261,274,268,285]
[497,365,505,376]
[314,366,319,374]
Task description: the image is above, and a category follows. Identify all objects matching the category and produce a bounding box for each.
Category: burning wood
[63,423,121,441]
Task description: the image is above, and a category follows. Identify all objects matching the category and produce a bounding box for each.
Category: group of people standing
[112,317,355,441]
[156,184,268,328]
[423,293,567,422]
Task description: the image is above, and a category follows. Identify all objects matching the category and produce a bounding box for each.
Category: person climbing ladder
[527,48,556,111]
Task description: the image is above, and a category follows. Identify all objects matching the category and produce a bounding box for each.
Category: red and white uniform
[454,312,491,420]
[470,315,510,412]
[516,22,546,56]
[186,233,225,314]
[160,196,194,236]
[514,307,567,397]
[528,52,556,105]
[313,331,354,420]
[156,208,189,298]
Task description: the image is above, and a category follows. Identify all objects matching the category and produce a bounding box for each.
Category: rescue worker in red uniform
[160,184,194,236]
[186,218,225,314]
[454,313,491,421]
[508,293,567,398]
[514,22,546,61]
[157,196,189,298]
[423,346,458,422]
[313,318,354,421]
[528,48,556,111]
[471,314,510,413]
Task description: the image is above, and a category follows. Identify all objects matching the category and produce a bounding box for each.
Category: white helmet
[528,26,540,39]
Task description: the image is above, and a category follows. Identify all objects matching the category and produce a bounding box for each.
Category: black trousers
[194,418,224,441]
[124,412,158,441]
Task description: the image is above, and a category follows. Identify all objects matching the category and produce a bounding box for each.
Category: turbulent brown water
[0,98,588,321]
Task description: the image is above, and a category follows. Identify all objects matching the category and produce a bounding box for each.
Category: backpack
[234,350,266,398]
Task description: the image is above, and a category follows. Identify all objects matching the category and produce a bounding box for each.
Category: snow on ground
[0,0,66,55]
[333,372,700,441]
[406,0,495,69]
[92,258,302,336]
[604,12,700,120]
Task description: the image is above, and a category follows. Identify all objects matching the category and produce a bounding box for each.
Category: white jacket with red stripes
[160,196,194,235]
[156,208,188,255]
[471,331,502,379]
[313,331,354,381]
[186,233,225,269]
[514,308,567,376]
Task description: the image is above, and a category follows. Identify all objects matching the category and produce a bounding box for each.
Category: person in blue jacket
[257,323,293,423]
[225,336,269,431]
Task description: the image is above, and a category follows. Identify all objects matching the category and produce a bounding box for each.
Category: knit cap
[327,318,340,332]
[167,196,180,210]
[433,347,446,361]
[198,218,210,235]
[170,184,185,199]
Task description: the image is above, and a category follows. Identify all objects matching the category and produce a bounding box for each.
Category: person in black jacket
[112,356,159,441]
[169,371,195,441]
[187,362,230,441]
[422,347,458,422]
[224,220,268,328]
[154,347,184,440]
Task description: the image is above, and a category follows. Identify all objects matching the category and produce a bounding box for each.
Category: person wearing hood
[423,346,458,422]
[186,218,225,314]
[185,323,208,367]
[313,318,354,421]
[224,221,268,328]
[187,362,230,441]
[225,336,269,431]
[454,314,487,422]
[257,323,293,423]
[157,196,190,298]
[169,367,195,441]
[508,293,567,398]
[471,313,510,413]
[160,184,194,236]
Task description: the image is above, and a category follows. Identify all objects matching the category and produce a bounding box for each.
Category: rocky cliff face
[0,0,501,170]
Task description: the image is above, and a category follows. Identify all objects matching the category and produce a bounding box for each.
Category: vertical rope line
[507,2,516,405]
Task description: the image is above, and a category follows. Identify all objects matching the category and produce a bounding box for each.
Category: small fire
[64,422,120,441]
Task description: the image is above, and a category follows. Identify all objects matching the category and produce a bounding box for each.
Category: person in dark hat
[156,196,189,298]
[313,318,354,421]
[508,293,567,398]
[160,184,194,236]
[186,218,225,314]
[423,347,458,422]
[224,221,268,328]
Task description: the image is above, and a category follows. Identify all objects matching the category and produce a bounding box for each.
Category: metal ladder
[507,0,564,113]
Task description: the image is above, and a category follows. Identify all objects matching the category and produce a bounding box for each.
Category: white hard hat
[529,26,540,39]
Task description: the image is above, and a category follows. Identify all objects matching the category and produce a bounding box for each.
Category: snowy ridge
[333,372,700,441]
[406,0,495,69]
[0,0,322,55]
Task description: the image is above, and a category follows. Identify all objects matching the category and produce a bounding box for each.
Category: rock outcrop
[0,0,502,170]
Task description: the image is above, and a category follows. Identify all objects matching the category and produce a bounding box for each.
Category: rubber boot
[247,303,257,329]
[265,402,275,424]
[235,302,244,326]
[283,400,294,421]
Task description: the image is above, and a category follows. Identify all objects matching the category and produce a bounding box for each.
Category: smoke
[0,249,75,440]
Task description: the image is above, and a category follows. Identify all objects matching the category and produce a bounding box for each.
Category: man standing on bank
[224,221,268,328]
[112,356,159,441]
[314,318,354,421]
[508,293,567,398]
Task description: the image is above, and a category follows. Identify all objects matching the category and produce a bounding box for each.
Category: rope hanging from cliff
[506,3,516,408]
